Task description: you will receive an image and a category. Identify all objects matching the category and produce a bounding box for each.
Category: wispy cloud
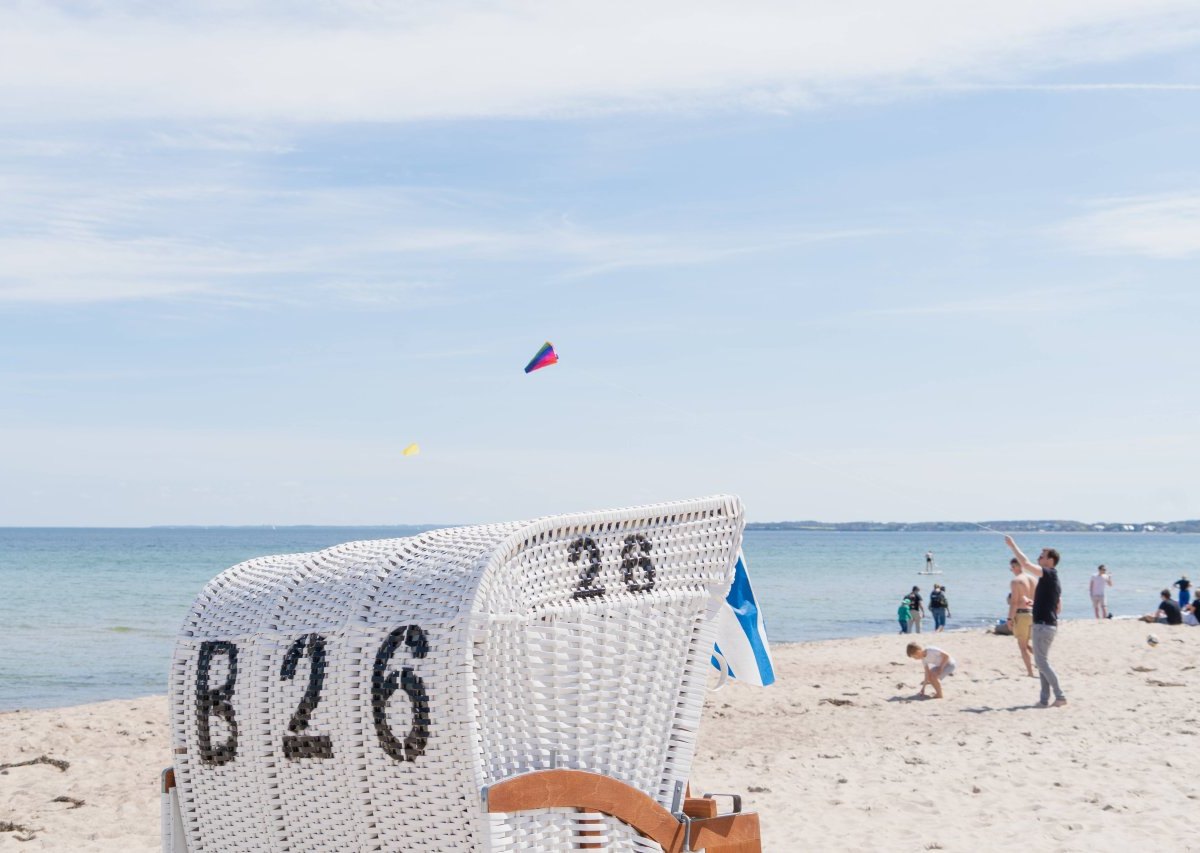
[1054,192,1200,258]
[924,82,1200,94]
[150,126,296,154]
[0,235,229,303]
[558,228,887,280]
[867,282,1132,317]
[0,173,884,304]
[2,1,1199,122]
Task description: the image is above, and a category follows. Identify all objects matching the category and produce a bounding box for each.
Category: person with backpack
[929,584,951,632]
[906,585,926,633]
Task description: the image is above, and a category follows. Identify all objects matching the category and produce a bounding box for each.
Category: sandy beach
[3,618,1197,852]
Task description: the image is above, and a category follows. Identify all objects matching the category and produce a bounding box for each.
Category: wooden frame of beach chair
[483,768,761,852]
[162,495,761,851]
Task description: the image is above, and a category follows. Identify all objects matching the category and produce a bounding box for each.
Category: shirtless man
[1006,535,1066,707]
[1006,557,1037,678]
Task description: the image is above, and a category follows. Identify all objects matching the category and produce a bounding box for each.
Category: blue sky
[2,1,1199,525]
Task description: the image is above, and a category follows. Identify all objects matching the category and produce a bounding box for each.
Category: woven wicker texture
[169,495,744,852]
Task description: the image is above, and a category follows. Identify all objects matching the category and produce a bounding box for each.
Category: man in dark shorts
[1006,535,1066,707]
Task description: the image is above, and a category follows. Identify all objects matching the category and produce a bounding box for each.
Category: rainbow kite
[523,341,559,374]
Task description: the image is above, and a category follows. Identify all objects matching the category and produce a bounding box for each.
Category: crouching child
[907,642,956,699]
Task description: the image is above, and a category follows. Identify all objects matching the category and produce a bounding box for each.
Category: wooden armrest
[483,768,761,852]
[687,812,762,853]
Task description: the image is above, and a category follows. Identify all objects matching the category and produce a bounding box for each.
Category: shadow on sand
[959,703,1047,713]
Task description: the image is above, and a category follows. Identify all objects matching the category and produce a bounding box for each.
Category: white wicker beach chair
[161,495,761,852]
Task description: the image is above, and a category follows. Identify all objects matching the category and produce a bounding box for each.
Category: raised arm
[1005,535,1042,577]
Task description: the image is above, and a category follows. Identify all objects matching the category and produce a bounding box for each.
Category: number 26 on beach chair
[161,496,764,852]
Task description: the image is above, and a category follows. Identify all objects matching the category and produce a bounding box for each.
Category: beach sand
[2,618,1197,851]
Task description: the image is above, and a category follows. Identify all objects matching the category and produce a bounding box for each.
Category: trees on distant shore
[746,519,1200,533]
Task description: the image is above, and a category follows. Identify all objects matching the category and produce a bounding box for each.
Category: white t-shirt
[1090,573,1109,596]
[925,647,953,669]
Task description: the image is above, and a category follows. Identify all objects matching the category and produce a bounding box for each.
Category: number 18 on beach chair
[161,495,763,852]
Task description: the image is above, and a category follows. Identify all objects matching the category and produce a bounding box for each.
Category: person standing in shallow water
[929,584,950,632]
[907,586,925,633]
[1090,565,1113,619]
[1006,535,1066,707]
[1174,575,1191,610]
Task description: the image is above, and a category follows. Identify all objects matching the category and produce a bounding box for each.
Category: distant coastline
[4,519,1198,532]
[154,519,1200,533]
[745,519,1200,533]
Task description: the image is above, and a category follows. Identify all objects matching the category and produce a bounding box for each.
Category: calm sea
[1,527,1196,710]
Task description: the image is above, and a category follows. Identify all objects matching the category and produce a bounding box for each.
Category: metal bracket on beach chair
[700,792,743,814]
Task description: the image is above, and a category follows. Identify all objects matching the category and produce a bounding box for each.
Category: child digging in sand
[907,642,956,699]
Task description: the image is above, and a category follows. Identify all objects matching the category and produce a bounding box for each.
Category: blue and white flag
[711,550,776,687]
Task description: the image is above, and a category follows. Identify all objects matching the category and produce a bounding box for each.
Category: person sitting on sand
[907,642,956,699]
[1140,589,1183,625]
[1184,600,1200,627]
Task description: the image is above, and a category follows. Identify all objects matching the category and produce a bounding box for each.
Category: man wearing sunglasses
[1005,535,1066,708]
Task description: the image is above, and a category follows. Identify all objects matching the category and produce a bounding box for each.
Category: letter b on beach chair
[162,495,762,851]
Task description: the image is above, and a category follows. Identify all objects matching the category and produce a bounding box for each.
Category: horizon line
[1,518,1196,530]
